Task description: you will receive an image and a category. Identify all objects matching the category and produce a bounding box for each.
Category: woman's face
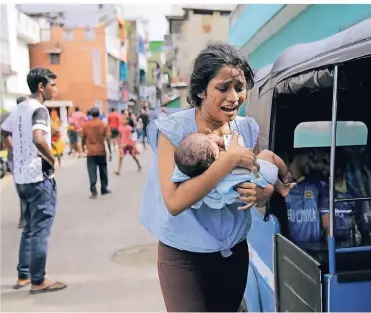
[201,65,247,123]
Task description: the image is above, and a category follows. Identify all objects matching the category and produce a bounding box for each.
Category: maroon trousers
[157,240,249,312]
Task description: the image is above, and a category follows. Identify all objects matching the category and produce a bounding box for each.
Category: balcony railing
[17,9,40,44]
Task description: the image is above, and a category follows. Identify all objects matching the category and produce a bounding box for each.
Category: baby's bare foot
[282,172,293,184]
[281,183,296,198]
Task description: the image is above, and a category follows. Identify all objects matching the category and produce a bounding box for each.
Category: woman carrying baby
[140,42,275,312]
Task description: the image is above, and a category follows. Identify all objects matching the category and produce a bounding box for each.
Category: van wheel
[238,298,248,312]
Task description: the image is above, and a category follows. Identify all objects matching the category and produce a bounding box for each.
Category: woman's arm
[158,132,258,216]
[235,141,274,209]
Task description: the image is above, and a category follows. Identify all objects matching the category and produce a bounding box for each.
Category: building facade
[1,4,40,112]
[229,4,371,70]
[105,18,125,113]
[29,26,110,115]
[118,18,129,112]
[165,6,233,108]
[19,4,125,115]
[147,41,166,109]
[125,19,149,112]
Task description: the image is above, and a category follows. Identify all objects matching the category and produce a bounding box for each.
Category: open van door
[274,234,323,312]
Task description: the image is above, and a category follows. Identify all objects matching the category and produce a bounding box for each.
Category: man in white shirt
[1,68,67,294]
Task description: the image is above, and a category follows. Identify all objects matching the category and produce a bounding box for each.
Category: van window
[294,121,368,148]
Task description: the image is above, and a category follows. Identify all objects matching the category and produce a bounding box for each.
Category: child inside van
[318,149,370,240]
[172,132,295,209]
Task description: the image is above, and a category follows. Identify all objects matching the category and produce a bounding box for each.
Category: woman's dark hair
[187,42,254,107]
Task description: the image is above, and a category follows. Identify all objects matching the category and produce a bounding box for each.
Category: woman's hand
[235,182,274,210]
[226,132,260,174]
[205,128,225,149]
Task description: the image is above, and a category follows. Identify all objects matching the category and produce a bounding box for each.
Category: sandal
[13,278,31,289]
[30,281,67,294]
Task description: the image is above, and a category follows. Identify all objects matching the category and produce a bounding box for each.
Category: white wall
[5,39,31,95]
[106,53,120,101]
[3,94,17,112]
[2,4,34,111]
[5,4,18,75]
[3,36,33,112]
[138,53,148,73]
[176,10,230,78]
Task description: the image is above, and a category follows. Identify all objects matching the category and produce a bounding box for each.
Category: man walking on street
[69,106,87,158]
[138,107,149,149]
[107,108,121,151]
[82,107,112,199]
[1,68,67,294]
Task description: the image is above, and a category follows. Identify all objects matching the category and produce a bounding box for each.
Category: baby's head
[174,133,220,177]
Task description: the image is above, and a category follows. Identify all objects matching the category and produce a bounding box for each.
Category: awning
[44,47,62,54]
[44,100,73,108]
[171,82,187,88]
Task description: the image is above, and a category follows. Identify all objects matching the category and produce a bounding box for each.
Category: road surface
[0,148,165,312]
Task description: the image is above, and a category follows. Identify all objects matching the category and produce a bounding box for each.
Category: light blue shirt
[171,165,269,210]
[140,108,260,256]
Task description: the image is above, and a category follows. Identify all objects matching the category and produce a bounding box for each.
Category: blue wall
[247,4,371,69]
[229,4,284,47]
[120,61,127,81]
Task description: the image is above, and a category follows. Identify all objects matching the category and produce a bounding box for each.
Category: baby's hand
[205,128,225,149]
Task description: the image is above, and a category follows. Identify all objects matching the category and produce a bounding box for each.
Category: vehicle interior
[268,56,371,276]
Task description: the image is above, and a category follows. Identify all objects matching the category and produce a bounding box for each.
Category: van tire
[238,298,248,312]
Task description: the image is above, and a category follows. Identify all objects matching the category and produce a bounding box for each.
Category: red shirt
[108,112,121,129]
[119,125,134,147]
[82,119,111,156]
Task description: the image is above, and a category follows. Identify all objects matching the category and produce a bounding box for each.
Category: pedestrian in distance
[68,106,87,158]
[115,114,142,175]
[107,107,122,151]
[82,107,112,199]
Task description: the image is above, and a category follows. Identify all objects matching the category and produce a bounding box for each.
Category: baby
[172,133,294,210]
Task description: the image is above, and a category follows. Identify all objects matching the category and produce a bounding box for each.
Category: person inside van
[318,149,370,241]
[344,146,371,218]
[285,149,325,243]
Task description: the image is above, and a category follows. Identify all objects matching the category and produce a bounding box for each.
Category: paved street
[0,148,165,312]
